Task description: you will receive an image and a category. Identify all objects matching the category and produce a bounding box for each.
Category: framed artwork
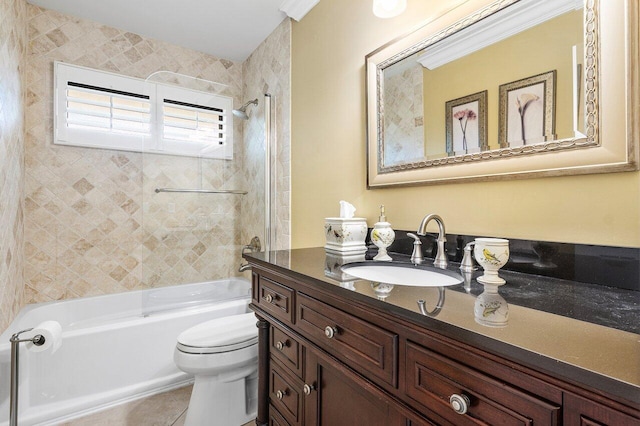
[499,70,556,148]
[445,91,488,156]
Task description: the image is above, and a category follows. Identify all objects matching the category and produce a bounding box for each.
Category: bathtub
[0,278,252,426]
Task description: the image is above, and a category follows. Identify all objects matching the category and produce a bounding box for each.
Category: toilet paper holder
[9,328,47,426]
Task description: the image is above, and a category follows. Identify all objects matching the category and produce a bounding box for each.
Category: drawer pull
[275,340,289,351]
[276,389,288,400]
[265,294,274,303]
[449,393,470,414]
[303,383,315,395]
[324,326,338,339]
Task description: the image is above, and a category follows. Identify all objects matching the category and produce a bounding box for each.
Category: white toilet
[174,312,259,426]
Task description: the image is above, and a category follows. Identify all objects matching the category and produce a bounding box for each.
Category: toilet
[174,312,258,426]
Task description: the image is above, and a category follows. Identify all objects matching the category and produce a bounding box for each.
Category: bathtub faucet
[239,236,262,272]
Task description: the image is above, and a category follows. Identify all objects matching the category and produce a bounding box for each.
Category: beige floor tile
[60,385,255,426]
[61,385,192,426]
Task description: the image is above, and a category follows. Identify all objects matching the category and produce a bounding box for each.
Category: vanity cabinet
[266,320,405,426]
[248,262,639,426]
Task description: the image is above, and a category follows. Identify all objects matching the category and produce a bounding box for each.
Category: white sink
[340,262,463,287]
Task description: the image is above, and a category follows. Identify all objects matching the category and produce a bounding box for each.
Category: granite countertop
[245,247,640,405]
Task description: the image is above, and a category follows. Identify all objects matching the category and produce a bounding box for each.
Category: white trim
[417,0,582,70]
[54,62,233,159]
[279,0,320,21]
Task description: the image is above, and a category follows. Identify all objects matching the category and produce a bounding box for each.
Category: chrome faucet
[238,263,252,273]
[416,214,448,269]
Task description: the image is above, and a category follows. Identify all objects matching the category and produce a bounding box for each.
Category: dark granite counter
[245,247,640,406]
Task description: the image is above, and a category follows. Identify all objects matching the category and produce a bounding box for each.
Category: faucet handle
[407,233,424,264]
[459,242,476,273]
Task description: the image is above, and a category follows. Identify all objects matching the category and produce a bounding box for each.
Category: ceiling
[27,0,316,62]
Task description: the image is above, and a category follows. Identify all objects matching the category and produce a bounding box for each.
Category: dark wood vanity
[245,248,639,425]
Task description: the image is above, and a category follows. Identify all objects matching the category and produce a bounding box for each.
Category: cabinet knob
[276,389,288,400]
[324,326,338,339]
[449,393,471,414]
[275,340,288,351]
[303,383,315,395]
[265,294,274,303]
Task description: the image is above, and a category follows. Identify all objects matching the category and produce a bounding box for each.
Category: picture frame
[445,91,488,156]
[499,70,556,148]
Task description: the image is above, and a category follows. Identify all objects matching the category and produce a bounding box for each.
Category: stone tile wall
[0,3,290,327]
[242,19,291,251]
[24,5,247,303]
[383,66,424,165]
[0,0,27,331]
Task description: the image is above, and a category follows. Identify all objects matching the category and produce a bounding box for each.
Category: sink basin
[340,262,463,287]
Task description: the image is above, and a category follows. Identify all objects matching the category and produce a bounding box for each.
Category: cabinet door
[304,349,404,426]
[564,393,640,425]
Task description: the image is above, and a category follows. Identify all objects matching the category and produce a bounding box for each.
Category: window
[54,62,233,159]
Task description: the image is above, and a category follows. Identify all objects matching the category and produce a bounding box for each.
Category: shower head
[232,98,258,120]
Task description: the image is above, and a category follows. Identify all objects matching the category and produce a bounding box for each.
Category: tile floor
[60,385,254,426]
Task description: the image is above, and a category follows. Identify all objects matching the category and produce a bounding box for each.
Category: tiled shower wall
[242,19,291,251]
[383,66,424,165]
[0,0,27,331]
[23,4,249,303]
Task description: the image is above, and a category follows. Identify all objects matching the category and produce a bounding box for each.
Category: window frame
[54,62,234,159]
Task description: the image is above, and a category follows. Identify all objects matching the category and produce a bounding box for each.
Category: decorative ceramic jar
[371,224,395,261]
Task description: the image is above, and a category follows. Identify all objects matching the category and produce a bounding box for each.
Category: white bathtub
[0,278,252,426]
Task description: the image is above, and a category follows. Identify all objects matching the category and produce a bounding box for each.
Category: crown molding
[280,0,320,21]
[417,0,582,70]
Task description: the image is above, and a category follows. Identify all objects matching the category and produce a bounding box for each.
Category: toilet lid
[177,312,258,354]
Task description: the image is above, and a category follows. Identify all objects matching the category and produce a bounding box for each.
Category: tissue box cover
[324,218,367,254]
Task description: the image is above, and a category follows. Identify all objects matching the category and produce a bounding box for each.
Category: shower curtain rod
[154,188,247,195]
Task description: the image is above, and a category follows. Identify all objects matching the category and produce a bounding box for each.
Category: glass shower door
[139,71,259,313]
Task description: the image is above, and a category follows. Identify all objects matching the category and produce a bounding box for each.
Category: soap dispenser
[371,205,395,261]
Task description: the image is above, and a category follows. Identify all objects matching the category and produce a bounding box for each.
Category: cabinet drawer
[406,341,560,425]
[270,359,304,426]
[257,275,295,325]
[271,324,303,378]
[269,404,292,426]
[296,292,398,387]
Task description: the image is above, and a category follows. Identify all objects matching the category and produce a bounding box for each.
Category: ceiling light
[373,0,407,18]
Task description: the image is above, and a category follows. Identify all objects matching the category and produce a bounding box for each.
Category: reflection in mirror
[382,52,425,166]
[376,0,590,171]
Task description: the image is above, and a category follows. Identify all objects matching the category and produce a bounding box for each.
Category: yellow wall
[424,10,582,153]
[291,0,640,249]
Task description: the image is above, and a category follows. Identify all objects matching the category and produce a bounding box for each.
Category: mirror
[366,0,639,187]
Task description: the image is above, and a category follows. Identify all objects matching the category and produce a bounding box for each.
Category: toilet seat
[177,312,258,354]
